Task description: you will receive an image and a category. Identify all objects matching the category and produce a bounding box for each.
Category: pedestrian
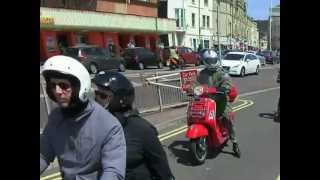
[93,71,175,180]
[40,55,127,180]
[127,40,135,48]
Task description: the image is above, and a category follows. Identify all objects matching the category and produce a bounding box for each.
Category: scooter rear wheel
[190,137,208,165]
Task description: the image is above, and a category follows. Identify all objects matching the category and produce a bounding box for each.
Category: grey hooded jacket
[40,100,126,180]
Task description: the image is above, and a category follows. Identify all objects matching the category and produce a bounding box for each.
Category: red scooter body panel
[185,124,209,139]
[186,96,229,148]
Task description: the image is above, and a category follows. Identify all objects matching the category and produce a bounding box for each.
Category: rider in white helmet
[40,55,126,180]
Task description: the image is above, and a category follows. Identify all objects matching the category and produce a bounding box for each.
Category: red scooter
[185,85,240,164]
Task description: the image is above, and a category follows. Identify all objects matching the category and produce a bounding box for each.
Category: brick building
[40,0,176,62]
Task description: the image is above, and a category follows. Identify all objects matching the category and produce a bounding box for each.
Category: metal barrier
[138,71,191,113]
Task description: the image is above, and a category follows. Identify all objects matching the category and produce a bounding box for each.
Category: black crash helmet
[93,71,135,113]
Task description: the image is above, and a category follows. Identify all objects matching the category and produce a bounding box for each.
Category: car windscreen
[260,51,271,56]
[82,48,105,56]
[223,54,244,60]
[65,48,78,56]
[123,49,136,57]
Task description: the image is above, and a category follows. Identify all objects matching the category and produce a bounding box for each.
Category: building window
[204,0,208,6]
[202,15,206,27]
[192,0,195,4]
[204,40,209,48]
[175,9,180,27]
[207,16,210,28]
[175,8,185,28]
[193,38,197,51]
[192,13,195,27]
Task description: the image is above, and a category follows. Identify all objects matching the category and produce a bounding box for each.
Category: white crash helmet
[41,55,91,103]
[202,51,221,70]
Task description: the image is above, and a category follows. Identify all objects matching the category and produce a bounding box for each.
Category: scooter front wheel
[190,137,208,165]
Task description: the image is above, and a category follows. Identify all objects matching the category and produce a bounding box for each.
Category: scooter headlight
[193,86,204,96]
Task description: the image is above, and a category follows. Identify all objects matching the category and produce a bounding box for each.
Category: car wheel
[240,67,245,77]
[255,65,260,75]
[157,61,163,69]
[89,63,98,74]
[119,63,126,72]
[138,62,144,70]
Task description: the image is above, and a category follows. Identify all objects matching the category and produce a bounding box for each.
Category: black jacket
[113,111,174,180]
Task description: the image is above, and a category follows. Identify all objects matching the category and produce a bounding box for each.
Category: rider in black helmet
[193,55,241,158]
[93,71,175,180]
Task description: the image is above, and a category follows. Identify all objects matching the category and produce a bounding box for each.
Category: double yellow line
[41,99,254,180]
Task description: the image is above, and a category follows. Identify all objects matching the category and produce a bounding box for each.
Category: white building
[160,0,258,51]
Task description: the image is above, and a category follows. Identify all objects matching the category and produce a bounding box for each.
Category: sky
[247,0,280,20]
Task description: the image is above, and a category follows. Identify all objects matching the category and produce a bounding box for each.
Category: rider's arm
[218,72,233,93]
[100,124,126,180]
[40,125,55,175]
[144,125,174,180]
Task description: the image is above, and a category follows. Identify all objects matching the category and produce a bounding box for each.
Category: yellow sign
[40,16,54,25]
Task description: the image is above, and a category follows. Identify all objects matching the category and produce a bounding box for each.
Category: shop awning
[40,7,176,34]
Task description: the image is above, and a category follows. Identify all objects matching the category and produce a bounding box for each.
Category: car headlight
[233,64,240,68]
[194,86,204,96]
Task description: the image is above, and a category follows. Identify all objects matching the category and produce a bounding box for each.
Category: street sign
[180,70,198,92]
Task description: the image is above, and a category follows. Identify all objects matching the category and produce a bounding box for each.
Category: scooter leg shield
[186,124,209,139]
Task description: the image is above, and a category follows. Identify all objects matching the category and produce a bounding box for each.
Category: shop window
[75,33,88,45]
[47,36,57,52]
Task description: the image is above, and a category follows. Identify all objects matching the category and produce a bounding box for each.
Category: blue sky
[247,0,280,20]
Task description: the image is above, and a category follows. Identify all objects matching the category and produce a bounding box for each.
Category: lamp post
[269,0,272,51]
[217,0,221,60]
[198,0,201,51]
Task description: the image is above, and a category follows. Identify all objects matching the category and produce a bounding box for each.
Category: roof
[69,44,98,48]
[227,52,249,55]
[124,47,144,50]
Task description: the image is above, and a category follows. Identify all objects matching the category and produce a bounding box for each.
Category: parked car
[258,50,280,64]
[122,47,163,70]
[163,46,201,66]
[221,52,261,77]
[247,51,266,66]
[64,45,126,74]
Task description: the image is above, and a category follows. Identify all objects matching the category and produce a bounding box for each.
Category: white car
[221,52,261,77]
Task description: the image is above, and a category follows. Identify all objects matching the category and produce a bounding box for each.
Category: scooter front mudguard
[185,124,209,139]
